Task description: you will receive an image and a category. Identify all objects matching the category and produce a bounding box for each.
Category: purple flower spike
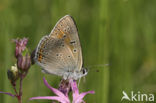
[29,77,70,103]
[70,80,95,103]
[0,91,15,97]
[30,77,95,103]
[13,38,28,57]
[58,79,71,97]
[30,96,69,103]
[43,77,70,102]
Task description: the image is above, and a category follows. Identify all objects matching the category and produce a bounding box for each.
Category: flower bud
[17,54,31,71]
[7,64,19,83]
[58,79,70,97]
[13,38,28,58]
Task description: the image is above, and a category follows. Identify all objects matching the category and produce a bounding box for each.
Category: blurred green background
[0,0,156,103]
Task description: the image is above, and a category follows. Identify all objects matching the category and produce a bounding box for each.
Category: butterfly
[34,15,87,80]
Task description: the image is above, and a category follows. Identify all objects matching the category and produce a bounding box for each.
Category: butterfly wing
[50,15,83,71]
[34,15,82,77]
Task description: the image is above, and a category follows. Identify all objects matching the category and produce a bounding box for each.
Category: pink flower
[29,77,95,103]
[71,80,95,103]
[13,38,28,57]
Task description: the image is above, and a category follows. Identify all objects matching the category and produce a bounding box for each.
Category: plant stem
[11,81,22,103]
[17,96,21,103]
[18,75,23,103]
[13,85,18,96]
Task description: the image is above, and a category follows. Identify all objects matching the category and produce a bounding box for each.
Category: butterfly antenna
[86,64,109,69]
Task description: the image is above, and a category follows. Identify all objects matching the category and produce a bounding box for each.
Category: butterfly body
[34,15,87,80]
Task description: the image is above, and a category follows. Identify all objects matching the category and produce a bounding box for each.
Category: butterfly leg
[63,72,70,80]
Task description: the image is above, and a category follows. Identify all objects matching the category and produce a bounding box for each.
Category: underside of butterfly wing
[34,15,83,79]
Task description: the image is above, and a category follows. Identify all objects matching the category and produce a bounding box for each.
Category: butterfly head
[74,67,88,80]
[63,67,88,80]
[81,67,88,76]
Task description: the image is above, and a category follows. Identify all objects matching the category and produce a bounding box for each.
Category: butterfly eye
[82,68,88,74]
[82,68,86,74]
[83,69,85,74]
